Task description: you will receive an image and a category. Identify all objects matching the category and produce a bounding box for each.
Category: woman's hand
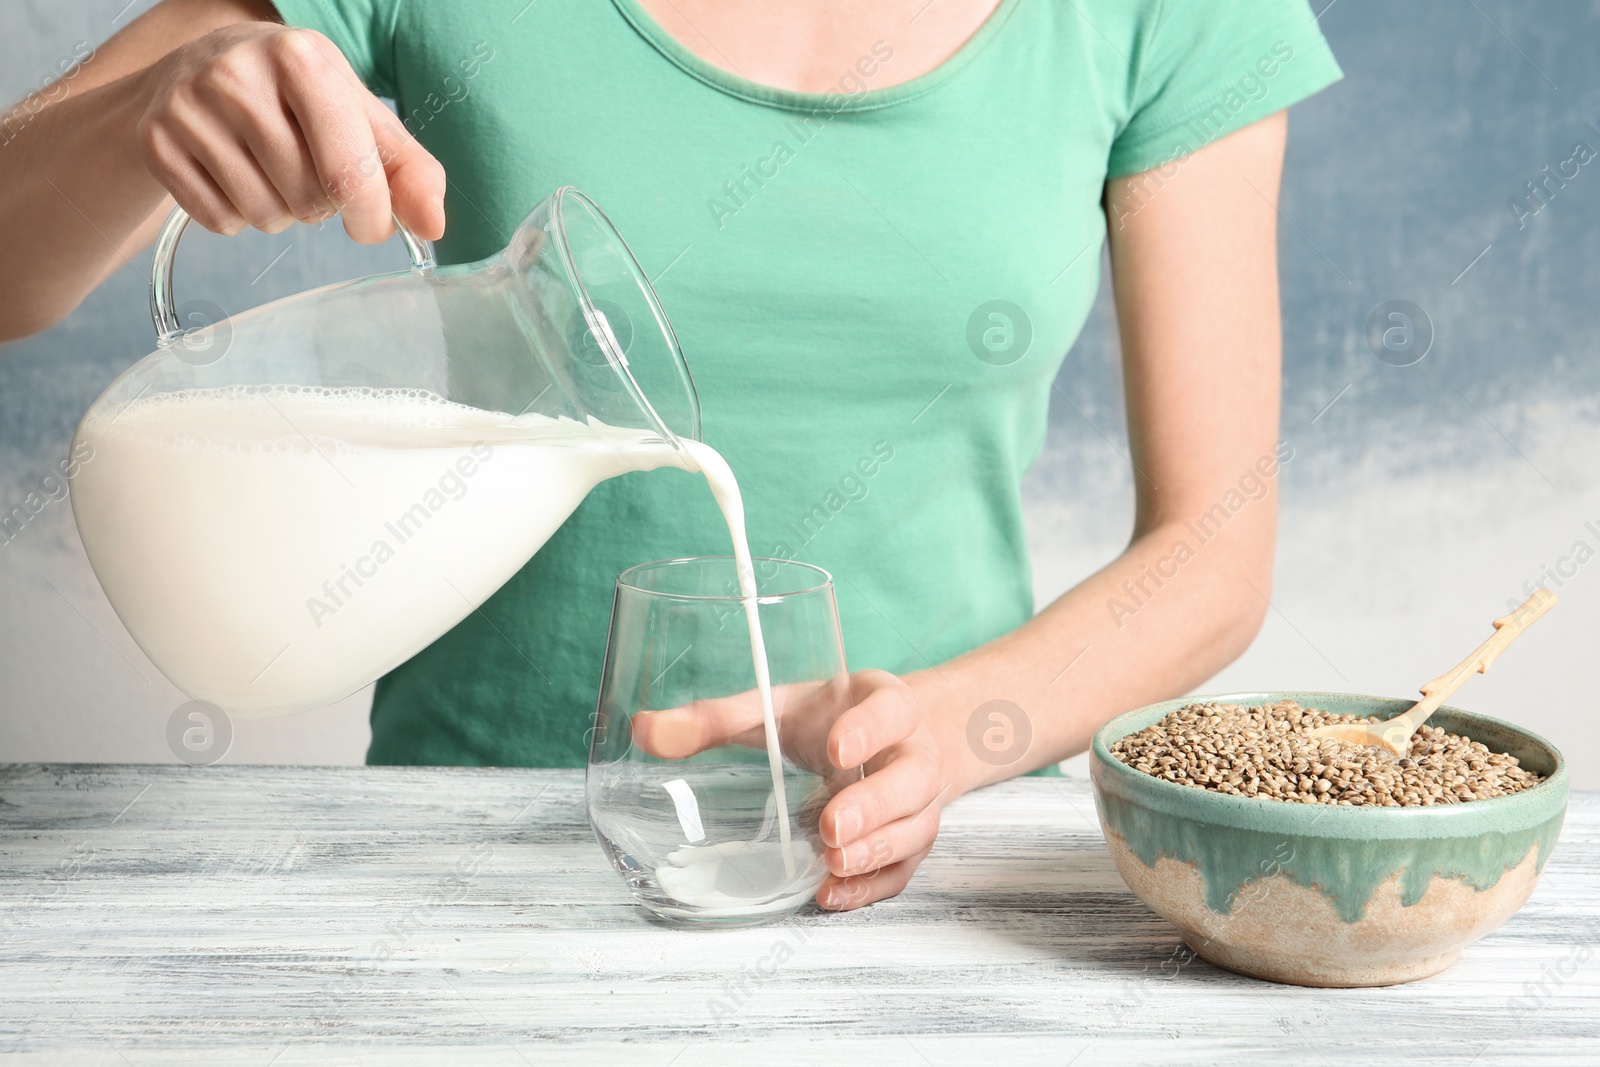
[810,670,949,909]
[133,21,445,241]
[631,668,952,910]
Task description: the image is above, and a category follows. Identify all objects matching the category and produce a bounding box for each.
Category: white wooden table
[1,765,1596,1065]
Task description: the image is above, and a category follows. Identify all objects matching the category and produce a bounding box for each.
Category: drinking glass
[586,557,859,926]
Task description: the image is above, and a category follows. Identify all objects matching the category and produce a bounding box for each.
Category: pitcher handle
[149,206,437,345]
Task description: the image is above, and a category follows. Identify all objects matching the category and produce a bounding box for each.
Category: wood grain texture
[0,764,1595,1065]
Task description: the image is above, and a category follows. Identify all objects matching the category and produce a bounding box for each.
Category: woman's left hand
[630,668,952,910]
[809,669,950,909]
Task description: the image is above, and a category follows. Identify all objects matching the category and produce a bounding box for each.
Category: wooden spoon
[1311,589,1558,757]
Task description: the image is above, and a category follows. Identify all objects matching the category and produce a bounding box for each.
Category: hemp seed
[1110,700,1543,806]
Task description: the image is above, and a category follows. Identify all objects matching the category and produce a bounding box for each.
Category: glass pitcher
[69,188,701,717]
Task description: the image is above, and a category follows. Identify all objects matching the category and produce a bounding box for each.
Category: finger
[271,31,394,243]
[820,747,943,848]
[174,121,295,233]
[816,851,929,911]
[219,92,332,225]
[631,678,828,760]
[828,798,942,877]
[631,691,767,760]
[139,122,246,235]
[365,95,447,241]
[827,670,919,770]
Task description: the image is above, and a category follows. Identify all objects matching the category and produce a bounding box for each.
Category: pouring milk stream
[69,191,804,910]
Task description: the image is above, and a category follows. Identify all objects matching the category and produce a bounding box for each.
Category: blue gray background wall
[2,0,1596,784]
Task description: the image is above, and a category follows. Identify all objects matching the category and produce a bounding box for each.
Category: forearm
[0,72,170,340]
[911,505,1276,794]
[0,0,279,342]
[911,114,1292,797]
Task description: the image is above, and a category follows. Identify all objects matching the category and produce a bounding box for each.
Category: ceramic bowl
[1090,691,1568,987]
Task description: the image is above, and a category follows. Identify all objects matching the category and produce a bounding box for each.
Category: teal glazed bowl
[1091,692,1568,987]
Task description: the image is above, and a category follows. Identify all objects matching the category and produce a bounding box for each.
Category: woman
[0,0,1339,910]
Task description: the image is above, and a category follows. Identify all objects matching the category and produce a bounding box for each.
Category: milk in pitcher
[70,385,687,715]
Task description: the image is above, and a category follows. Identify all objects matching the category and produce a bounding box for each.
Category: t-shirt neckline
[607,0,1025,113]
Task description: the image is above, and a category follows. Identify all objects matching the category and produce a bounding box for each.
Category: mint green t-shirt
[270,0,1341,767]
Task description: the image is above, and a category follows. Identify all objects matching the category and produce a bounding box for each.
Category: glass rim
[615,556,834,602]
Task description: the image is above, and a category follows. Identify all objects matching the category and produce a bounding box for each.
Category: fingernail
[833,807,862,844]
[839,729,866,767]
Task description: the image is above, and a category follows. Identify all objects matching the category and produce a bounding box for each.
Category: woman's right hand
[133,22,446,242]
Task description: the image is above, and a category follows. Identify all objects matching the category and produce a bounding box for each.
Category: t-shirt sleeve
[1107,0,1342,178]
[270,0,404,98]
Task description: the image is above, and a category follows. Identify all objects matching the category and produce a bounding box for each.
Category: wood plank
[1,765,1595,1064]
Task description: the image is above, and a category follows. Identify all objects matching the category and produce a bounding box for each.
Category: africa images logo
[966,301,1033,367]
